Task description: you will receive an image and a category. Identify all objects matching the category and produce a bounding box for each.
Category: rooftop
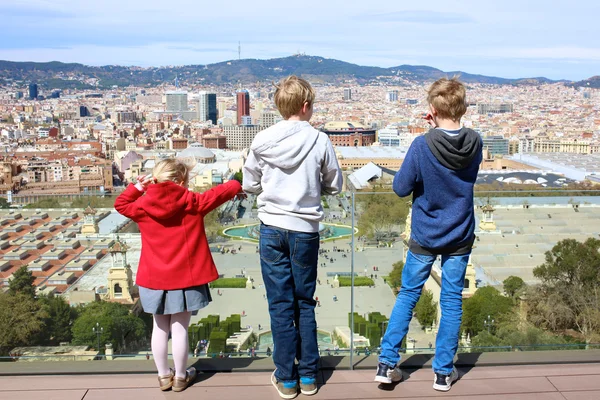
[474,205,600,285]
[2,351,600,399]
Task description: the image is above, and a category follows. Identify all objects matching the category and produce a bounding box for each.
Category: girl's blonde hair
[152,158,190,185]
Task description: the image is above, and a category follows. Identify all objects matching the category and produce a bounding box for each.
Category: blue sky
[0,0,599,81]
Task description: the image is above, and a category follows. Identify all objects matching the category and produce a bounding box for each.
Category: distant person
[374,78,482,393]
[115,158,243,392]
[243,75,343,398]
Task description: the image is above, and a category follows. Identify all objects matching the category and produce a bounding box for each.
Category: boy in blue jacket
[375,77,482,392]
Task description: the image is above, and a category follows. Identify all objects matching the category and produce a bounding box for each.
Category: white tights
[152,312,191,379]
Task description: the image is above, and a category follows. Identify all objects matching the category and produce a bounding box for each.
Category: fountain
[223,223,355,241]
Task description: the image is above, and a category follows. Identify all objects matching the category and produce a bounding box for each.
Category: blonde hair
[152,158,190,185]
[426,77,467,121]
[274,75,315,119]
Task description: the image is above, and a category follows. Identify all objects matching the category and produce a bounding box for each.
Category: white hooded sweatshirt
[242,120,343,232]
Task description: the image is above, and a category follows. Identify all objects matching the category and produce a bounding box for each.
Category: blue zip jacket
[393,128,482,254]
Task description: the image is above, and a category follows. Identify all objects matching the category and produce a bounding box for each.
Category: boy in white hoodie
[243,76,342,399]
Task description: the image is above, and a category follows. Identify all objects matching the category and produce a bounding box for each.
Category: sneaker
[271,370,298,399]
[299,376,318,396]
[172,367,197,392]
[374,362,403,384]
[433,367,459,392]
[158,368,174,391]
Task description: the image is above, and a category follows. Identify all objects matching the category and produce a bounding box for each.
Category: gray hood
[250,121,319,169]
[425,127,482,170]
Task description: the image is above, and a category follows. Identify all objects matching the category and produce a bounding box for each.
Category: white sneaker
[433,367,459,392]
[374,362,403,384]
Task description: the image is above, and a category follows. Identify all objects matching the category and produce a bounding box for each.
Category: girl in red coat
[115,158,242,392]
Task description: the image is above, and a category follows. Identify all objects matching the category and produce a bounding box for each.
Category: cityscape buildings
[165,91,188,113]
[236,90,250,125]
[28,83,38,100]
[344,88,352,101]
[198,91,217,124]
[387,90,398,102]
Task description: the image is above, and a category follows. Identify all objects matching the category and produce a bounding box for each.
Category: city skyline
[0,1,599,81]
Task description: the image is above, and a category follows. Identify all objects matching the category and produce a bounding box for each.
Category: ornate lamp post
[484,315,495,334]
[92,322,104,355]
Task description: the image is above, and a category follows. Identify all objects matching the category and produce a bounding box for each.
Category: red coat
[114,180,241,290]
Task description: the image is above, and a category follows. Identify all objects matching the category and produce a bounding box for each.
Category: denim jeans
[379,250,469,375]
[259,223,320,383]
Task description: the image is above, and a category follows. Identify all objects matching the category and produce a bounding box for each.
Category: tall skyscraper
[236,90,250,125]
[165,91,188,113]
[344,88,352,101]
[218,101,227,121]
[198,92,218,123]
[387,90,398,102]
[29,83,38,100]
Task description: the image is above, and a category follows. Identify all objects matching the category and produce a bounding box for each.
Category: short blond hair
[152,158,190,185]
[427,77,467,121]
[274,76,315,119]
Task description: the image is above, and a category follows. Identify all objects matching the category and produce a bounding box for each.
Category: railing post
[350,191,355,370]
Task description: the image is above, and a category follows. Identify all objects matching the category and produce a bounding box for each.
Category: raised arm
[393,142,419,198]
[193,180,242,216]
[114,184,146,221]
[321,139,343,195]
[242,150,263,194]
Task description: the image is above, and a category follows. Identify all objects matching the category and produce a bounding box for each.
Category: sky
[1,0,599,81]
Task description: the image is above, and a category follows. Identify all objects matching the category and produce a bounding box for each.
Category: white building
[377,128,414,147]
[222,125,261,150]
[165,91,188,113]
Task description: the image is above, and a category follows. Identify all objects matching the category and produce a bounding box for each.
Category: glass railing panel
[2,188,600,369]
[349,189,600,367]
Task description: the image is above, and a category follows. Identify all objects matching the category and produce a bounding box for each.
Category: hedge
[348,312,388,348]
[338,277,374,287]
[189,314,242,349]
[209,278,247,288]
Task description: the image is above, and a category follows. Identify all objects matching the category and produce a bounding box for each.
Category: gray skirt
[139,284,212,315]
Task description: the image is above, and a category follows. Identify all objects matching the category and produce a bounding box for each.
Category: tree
[414,289,438,328]
[356,191,409,240]
[470,319,566,352]
[232,170,243,184]
[533,238,600,289]
[387,260,404,293]
[24,198,61,209]
[0,293,47,356]
[71,196,116,209]
[8,266,36,298]
[503,276,526,298]
[36,294,78,345]
[462,286,514,337]
[203,210,221,242]
[528,238,600,342]
[0,197,10,209]
[71,301,147,353]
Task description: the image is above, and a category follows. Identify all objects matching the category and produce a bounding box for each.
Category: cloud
[3,5,75,18]
[361,10,475,24]
[166,46,235,53]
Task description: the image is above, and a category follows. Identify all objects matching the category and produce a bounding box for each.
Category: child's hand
[134,175,155,191]
[423,113,437,128]
[235,192,247,201]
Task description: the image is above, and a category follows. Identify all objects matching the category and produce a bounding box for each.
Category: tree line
[385,238,600,350]
[0,267,149,357]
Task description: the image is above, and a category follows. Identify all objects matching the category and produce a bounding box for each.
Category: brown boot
[173,367,197,392]
[158,368,174,391]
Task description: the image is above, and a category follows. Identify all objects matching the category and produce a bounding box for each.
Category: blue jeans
[379,250,469,375]
[259,223,320,383]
